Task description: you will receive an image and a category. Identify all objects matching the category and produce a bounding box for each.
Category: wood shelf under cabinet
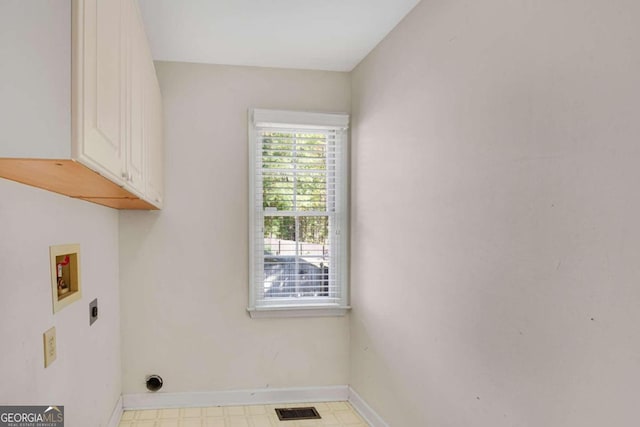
[0,158,157,210]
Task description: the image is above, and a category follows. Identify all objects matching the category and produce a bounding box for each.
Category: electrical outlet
[43,327,56,368]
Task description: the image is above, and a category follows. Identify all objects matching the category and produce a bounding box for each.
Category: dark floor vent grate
[274,407,321,421]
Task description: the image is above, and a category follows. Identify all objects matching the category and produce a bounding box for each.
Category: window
[248,109,349,317]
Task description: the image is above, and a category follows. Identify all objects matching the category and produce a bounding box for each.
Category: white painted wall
[350,0,640,425]
[0,180,121,426]
[119,62,351,394]
[0,0,71,159]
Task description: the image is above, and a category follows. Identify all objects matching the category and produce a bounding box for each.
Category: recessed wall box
[50,243,82,313]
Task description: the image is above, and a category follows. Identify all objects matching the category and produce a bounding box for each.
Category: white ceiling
[137,0,420,72]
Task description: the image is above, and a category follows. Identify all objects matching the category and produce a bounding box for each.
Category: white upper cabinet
[145,66,165,208]
[124,0,149,195]
[75,0,126,182]
[0,0,163,210]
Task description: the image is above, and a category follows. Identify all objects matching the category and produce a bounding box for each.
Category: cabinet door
[145,65,164,208]
[77,0,125,181]
[124,0,146,194]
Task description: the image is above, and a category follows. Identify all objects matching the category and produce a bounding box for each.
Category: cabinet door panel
[125,1,145,194]
[146,66,164,207]
[80,0,125,180]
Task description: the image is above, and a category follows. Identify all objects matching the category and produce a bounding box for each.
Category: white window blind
[248,109,349,315]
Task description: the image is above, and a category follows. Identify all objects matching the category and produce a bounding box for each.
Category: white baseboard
[106,395,123,427]
[123,385,349,410]
[348,387,389,427]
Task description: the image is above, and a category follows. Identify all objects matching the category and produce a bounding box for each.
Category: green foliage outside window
[262,132,331,245]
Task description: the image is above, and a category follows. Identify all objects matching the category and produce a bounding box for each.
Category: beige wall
[0,0,71,159]
[350,0,640,425]
[0,180,121,426]
[119,62,351,393]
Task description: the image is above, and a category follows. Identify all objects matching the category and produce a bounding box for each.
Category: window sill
[247,305,351,319]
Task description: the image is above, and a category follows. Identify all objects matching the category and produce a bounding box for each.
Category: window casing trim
[247,305,351,319]
[248,108,349,317]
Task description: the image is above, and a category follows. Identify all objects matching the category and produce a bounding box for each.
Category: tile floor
[118,401,369,427]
